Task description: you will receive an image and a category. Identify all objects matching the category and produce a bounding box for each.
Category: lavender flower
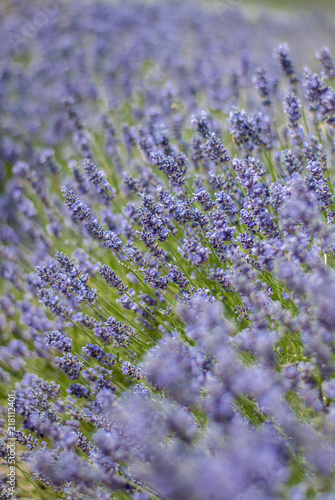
[82,343,116,367]
[252,68,274,106]
[55,354,84,380]
[274,43,299,84]
[200,133,230,165]
[191,111,211,139]
[316,47,335,80]
[3,3,335,498]
[83,158,116,201]
[45,331,72,352]
[99,265,128,294]
[284,92,302,128]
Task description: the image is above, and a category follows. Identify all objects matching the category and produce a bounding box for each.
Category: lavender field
[2,1,335,499]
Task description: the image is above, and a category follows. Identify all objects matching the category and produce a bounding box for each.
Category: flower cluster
[2,1,335,499]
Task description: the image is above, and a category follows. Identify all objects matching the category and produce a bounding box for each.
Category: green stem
[16,464,61,499]
[295,84,309,135]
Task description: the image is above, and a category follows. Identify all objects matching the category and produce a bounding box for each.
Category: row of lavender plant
[2,1,335,499]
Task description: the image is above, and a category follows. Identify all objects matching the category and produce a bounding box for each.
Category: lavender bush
[2,1,335,498]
